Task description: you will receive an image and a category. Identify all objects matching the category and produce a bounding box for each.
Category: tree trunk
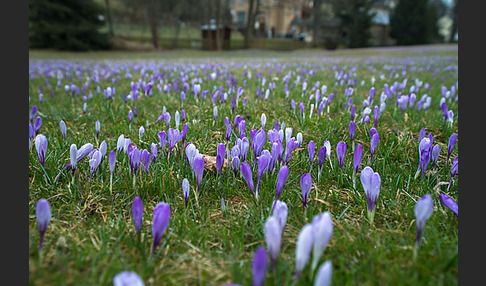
[312,0,321,47]
[244,0,255,49]
[215,0,222,51]
[146,0,159,49]
[448,0,458,43]
[104,0,114,36]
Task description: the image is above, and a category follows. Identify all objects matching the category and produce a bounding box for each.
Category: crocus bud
[139,126,145,141]
[370,133,380,163]
[415,194,433,248]
[216,143,226,176]
[151,202,171,253]
[311,212,333,272]
[314,261,333,286]
[265,216,282,270]
[109,150,116,175]
[240,161,255,196]
[353,143,363,174]
[295,224,314,279]
[251,246,267,286]
[300,173,312,209]
[35,134,48,167]
[360,166,381,224]
[192,154,205,194]
[439,193,458,217]
[113,271,144,286]
[95,120,100,138]
[132,196,143,235]
[60,120,67,140]
[274,165,289,207]
[272,200,288,232]
[182,178,190,208]
[447,133,457,168]
[336,141,346,170]
[349,121,356,143]
[36,199,51,252]
[308,141,315,167]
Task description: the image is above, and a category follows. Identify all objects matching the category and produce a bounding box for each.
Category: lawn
[28,45,458,286]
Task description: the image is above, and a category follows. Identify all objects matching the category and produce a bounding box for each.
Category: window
[237,11,246,24]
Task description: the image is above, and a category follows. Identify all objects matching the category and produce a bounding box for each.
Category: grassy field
[28,45,458,285]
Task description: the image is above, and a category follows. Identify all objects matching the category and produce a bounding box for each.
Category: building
[228,0,310,38]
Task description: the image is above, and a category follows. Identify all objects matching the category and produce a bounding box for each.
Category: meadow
[28,45,458,285]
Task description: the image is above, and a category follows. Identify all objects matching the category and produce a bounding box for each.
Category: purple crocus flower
[89,150,102,176]
[192,154,205,195]
[264,216,282,271]
[140,149,151,173]
[238,120,246,139]
[314,261,333,286]
[373,105,380,128]
[95,120,100,139]
[181,123,188,146]
[416,137,432,179]
[139,126,145,141]
[34,116,42,136]
[350,104,356,121]
[353,143,363,174]
[369,127,377,138]
[446,133,457,169]
[439,193,458,217]
[311,212,333,272]
[30,105,38,122]
[349,121,356,147]
[336,141,346,170]
[128,110,133,125]
[35,134,48,167]
[151,202,171,253]
[308,141,315,168]
[295,224,314,279]
[36,198,51,252]
[29,123,35,145]
[431,144,440,168]
[274,165,289,204]
[151,143,158,161]
[272,200,288,232]
[414,194,433,250]
[132,196,143,235]
[252,129,266,167]
[370,133,380,164]
[182,178,190,208]
[113,271,145,286]
[167,128,180,158]
[99,140,107,162]
[255,154,270,199]
[240,161,255,196]
[225,117,232,142]
[231,156,240,176]
[261,113,267,130]
[300,173,312,209]
[251,246,267,286]
[239,137,250,161]
[59,120,66,140]
[360,166,381,223]
[70,144,78,173]
[449,156,458,186]
[158,131,167,151]
[216,143,226,176]
[65,143,94,170]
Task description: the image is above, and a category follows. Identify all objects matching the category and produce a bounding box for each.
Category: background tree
[331,0,376,48]
[29,0,112,51]
[389,0,442,45]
